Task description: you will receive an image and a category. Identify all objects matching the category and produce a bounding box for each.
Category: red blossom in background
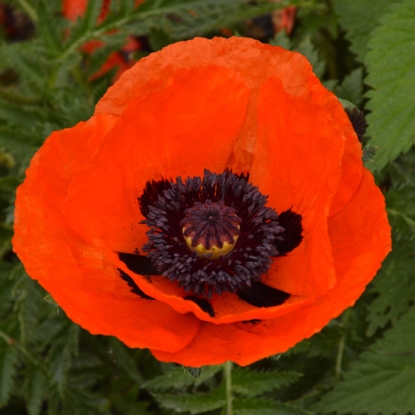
[62,0,144,80]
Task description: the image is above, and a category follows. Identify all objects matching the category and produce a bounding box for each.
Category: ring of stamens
[139,170,287,297]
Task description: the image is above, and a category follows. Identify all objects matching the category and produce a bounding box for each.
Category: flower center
[137,169,303,297]
[180,200,241,259]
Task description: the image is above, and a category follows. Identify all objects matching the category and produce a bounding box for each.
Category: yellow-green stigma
[180,200,241,259]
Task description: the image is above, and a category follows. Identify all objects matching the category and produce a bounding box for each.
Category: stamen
[181,200,241,259]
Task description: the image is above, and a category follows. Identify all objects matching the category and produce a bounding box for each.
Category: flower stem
[335,331,345,379]
[16,0,38,22]
[335,310,350,379]
[0,330,50,375]
[224,361,233,415]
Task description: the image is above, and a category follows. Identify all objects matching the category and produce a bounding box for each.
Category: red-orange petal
[13,116,200,352]
[152,169,391,365]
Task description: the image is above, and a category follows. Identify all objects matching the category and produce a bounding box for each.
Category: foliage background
[0,0,414,414]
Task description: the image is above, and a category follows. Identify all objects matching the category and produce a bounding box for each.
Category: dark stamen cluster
[345,107,367,142]
[139,170,285,297]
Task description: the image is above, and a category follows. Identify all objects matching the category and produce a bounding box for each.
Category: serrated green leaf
[383,150,415,240]
[270,31,292,50]
[48,322,80,397]
[185,366,202,378]
[0,263,15,316]
[365,0,415,171]
[193,364,222,388]
[137,0,282,40]
[24,367,47,415]
[12,273,46,345]
[108,337,142,383]
[367,240,415,336]
[232,368,302,398]
[0,100,43,126]
[142,366,198,391]
[0,130,40,167]
[36,0,64,55]
[362,145,377,163]
[233,398,310,415]
[296,37,325,79]
[335,68,364,107]
[333,0,398,62]
[66,0,103,49]
[0,342,18,407]
[313,305,415,415]
[1,42,47,93]
[153,385,226,414]
[270,33,326,81]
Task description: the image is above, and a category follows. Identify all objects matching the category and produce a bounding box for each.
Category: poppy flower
[12,37,391,366]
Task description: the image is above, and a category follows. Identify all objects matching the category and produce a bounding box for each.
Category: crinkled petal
[13,116,200,352]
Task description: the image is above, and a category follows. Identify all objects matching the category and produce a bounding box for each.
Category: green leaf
[365,0,415,171]
[142,366,198,392]
[383,150,415,240]
[153,386,226,414]
[232,368,302,398]
[233,398,310,415]
[335,68,364,107]
[270,31,292,50]
[296,36,325,79]
[0,342,18,407]
[66,0,103,49]
[36,0,65,55]
[108,338,142,383]
[333,0,398,62]
[12,271,47,346]
[0,41,47,93]
[24,367,47,415]
[143,363,222,392]
[362,145,377,163]
[313,305,415,415]
[48,322,80,397]
[185,366,202,378]
[366,240,415,336]
[0,100,43,126]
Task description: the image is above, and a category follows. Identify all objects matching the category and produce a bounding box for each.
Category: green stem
[0,87,42,106]
[335,331,345,379]
[16,0,38,22]
[0,330,50,376]
[335,310,351,379]
[224,361,233,415]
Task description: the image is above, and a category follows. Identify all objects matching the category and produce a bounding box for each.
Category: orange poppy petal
[250,77,345,298]
[61,64,250,255]
[58,64,252,321]
[13,116,200,352]
[96,37,319,118]
[152,169,391,365]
